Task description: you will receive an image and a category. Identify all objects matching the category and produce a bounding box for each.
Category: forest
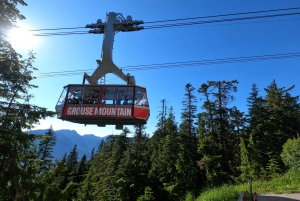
[1,1,300,201]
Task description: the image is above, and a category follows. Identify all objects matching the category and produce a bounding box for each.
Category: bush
[281,138,300,171]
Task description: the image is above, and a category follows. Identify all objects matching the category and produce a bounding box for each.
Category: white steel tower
[84,12,144,85]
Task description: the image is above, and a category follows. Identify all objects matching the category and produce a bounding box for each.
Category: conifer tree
[35,159,70,201]
[246,81,300,170]
[66,144,79,182]
[97,139,104,154]
[263,80,300,168]
[238,135,260,198]
[75,154,88,184]
[175,83,200,198]
[80,129,132,200]
[58,145,79,200]
[0,1,56,199]
[197,80,242,185]
[37,126,56,172]
[179,83,197,137]
[164,106,178,136]
[151,99,168,154]
[90,148,95,160]
[149,107,179,200]
[116,125,151,201]
[94,135,118,199]
[137,186,155,201]
[155,99,168,137]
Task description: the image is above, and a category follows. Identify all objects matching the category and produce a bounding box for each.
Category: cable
[28,17,300,37]
[27,7,300,32]
[24,8,300,36]
[144,12,300,30]
[34,52,300,78]
[144,6,300,24]
[33,31,89,36]
[29,27,86,31]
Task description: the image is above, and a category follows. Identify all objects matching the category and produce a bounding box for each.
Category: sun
[7,25,40,50]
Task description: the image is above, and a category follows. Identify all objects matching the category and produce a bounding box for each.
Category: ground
[257,193,300,201]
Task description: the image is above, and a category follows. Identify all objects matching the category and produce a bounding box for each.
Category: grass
[192,170,300,201]
[195,184,241,201]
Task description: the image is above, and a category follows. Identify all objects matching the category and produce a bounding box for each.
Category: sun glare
[8,25,40,50]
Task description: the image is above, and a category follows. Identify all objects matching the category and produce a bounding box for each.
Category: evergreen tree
[164,106,178,136]
[197,80,242,185]
[66,145,79,173]
[80,128,132,200]
[137,186,155,201]
[66,145,79,187]
[246,81,300,170]
[71,154,88,198]
[149,107,179,200]
[75,154,88,184]
[179,83,197,137]
[92,135,119,200]
[0,1,56,199]
[59,145,79,200]
[35,159,71,201]
[97,139,104,154]
[263,80,300,168]
[238,135,260,198]
[116,125,151,201]
[37,126,56,173]
[155,99,168,137]
[176,83,200,198]
[90,148,95,160]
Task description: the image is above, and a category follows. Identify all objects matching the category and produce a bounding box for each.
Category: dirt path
[257,193,300,201]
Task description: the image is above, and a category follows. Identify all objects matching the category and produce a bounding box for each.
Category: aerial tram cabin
[55,12,148,129]
[55,84,150,129]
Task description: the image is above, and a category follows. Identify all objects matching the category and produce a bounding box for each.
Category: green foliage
[148,106,179,200]
[266,158,281,176]
[195,184,240,201]
[252,81,300,169]
[180,83,197,137]
[137,186,155,201]
[35,159,70,201]
[37,126,56,172]
[281,138,300,171]
[155,99,168,138]
[198,80,241,186]
[195,170,300,201]
[238,135,261,182]
[116,126,151,201]
[0,2,56,199]
[0,0,27,34]
[185,192,194,201]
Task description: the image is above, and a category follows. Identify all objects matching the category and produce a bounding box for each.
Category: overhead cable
[28,8,300,36]
[144,12,300,29]
[145,6,300,23]
[29,27,86,31]
[34,52,300,78]
[28,7,300,31]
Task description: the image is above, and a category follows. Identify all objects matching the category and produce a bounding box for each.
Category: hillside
[26,129,108,160]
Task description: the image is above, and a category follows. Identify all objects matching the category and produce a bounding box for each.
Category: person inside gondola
[86,92,97,104]
[68,93,79,104]
[136,94,148,106]
[117,95,123,105]
[123,95,130,105]
[75,98,80,104]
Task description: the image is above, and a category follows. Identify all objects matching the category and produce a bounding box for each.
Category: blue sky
[11,0,300,137]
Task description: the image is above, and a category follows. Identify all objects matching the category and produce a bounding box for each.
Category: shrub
[281,138,300,171]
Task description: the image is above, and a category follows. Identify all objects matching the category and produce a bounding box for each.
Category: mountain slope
[26,129,107,160]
